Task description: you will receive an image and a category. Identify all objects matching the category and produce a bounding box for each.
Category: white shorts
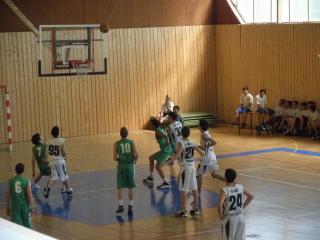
[179,166,197,192]
[196,163,219,176]
[49,160,69,182]
[222,214,245,240]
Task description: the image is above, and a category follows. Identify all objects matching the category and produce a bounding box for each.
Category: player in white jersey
[196,120,225,196]
[167,126,204,217]
[167,111,183,150]
[218,169,254,240]
[166,112,183,178]
[43,126,72,199]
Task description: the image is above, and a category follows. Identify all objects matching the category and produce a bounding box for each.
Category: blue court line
[216,147,320,159]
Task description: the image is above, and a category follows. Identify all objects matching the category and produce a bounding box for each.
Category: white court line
[238,173,320,192]
[268,166,320,177]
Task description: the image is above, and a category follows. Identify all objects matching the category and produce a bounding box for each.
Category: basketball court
[0,0,320,239]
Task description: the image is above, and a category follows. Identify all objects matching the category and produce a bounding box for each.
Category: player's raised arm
[202,133,217,147]
[217,190,226,220]
[27,181,34,216]
[6,183,10,216]
[243,189,254,209]
[113,143,118,162]
[133,142,139,163]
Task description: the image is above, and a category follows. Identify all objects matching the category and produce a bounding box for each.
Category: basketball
[100,23,110,33]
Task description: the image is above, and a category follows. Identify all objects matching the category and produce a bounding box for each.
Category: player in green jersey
[6,163,34,228]
[143,117,173,190]
[31,133,50,191]
[114,127,139,214]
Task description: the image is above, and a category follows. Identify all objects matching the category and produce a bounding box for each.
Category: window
[237,0,254,23]
[254,0,273,23]
[290,0,309,22]
[310,0,320,21]
[229,0,320,24]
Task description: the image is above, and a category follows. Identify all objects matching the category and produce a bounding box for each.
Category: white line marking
[268,166,320,177]
[239,173,320,191]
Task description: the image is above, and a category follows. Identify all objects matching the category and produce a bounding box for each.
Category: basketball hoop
[69,60,92,77]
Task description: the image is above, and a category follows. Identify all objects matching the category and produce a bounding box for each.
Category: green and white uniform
[33,143,50,176]
[116,139,136,189]
[154,127,173,163]
[9,176,32,228]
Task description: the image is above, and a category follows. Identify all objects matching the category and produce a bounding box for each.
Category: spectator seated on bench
[255,89,275,131]
[233,86,253,129]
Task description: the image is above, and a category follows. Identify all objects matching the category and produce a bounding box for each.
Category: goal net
[0,84,13,151]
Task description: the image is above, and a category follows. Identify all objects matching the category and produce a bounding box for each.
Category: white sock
[129,200,134,206]
[119,200,124,206]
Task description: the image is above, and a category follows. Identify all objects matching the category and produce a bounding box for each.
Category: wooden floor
[1,124,320,240]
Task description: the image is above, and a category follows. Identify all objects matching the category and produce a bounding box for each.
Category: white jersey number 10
[120,143,131,154]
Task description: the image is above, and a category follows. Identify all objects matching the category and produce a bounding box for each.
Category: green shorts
[11,204,32,228]
[153,147,173,163]
[117,164,136,189]
[39,166,50,176]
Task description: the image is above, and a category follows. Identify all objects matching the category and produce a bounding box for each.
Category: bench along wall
[215,23,320,123]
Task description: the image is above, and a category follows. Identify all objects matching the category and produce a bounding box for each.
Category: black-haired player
[196,120,225,196]
[31,133,50,191]
[218,169,254,240]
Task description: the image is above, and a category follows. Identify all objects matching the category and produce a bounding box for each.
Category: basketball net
[70,61,92,78]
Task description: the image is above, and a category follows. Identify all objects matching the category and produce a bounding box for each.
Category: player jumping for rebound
[168,126,204,217]
[218,168,254,240]
[196,119,225,196]
[114,127,139,214]
[31,133,50,191]
[44,126,72,199]
[143,117,173,190]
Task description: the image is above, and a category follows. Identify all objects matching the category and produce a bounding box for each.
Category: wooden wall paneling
[215,24,320,123]
[144,28,154,117]
[19,32,29,142]
[107,31,120,131]
[121,28,131,130]
[131,29,143,129]
[128,29,139,129]
[129,29,138,130]
[66,77,74,137]
[174,27,181,109]
[112,29,122,130]
[10,33,22,142]
[119,28,128,129]
[28,33,39,136]
[193,26,200,111]
[182,25,189,111]
[156,27,164,114]
[0,25,218,142]
[208,25,215,113]
[96,76,103,135]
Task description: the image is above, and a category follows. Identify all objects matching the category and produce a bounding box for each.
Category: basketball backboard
[38,24,107,77]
